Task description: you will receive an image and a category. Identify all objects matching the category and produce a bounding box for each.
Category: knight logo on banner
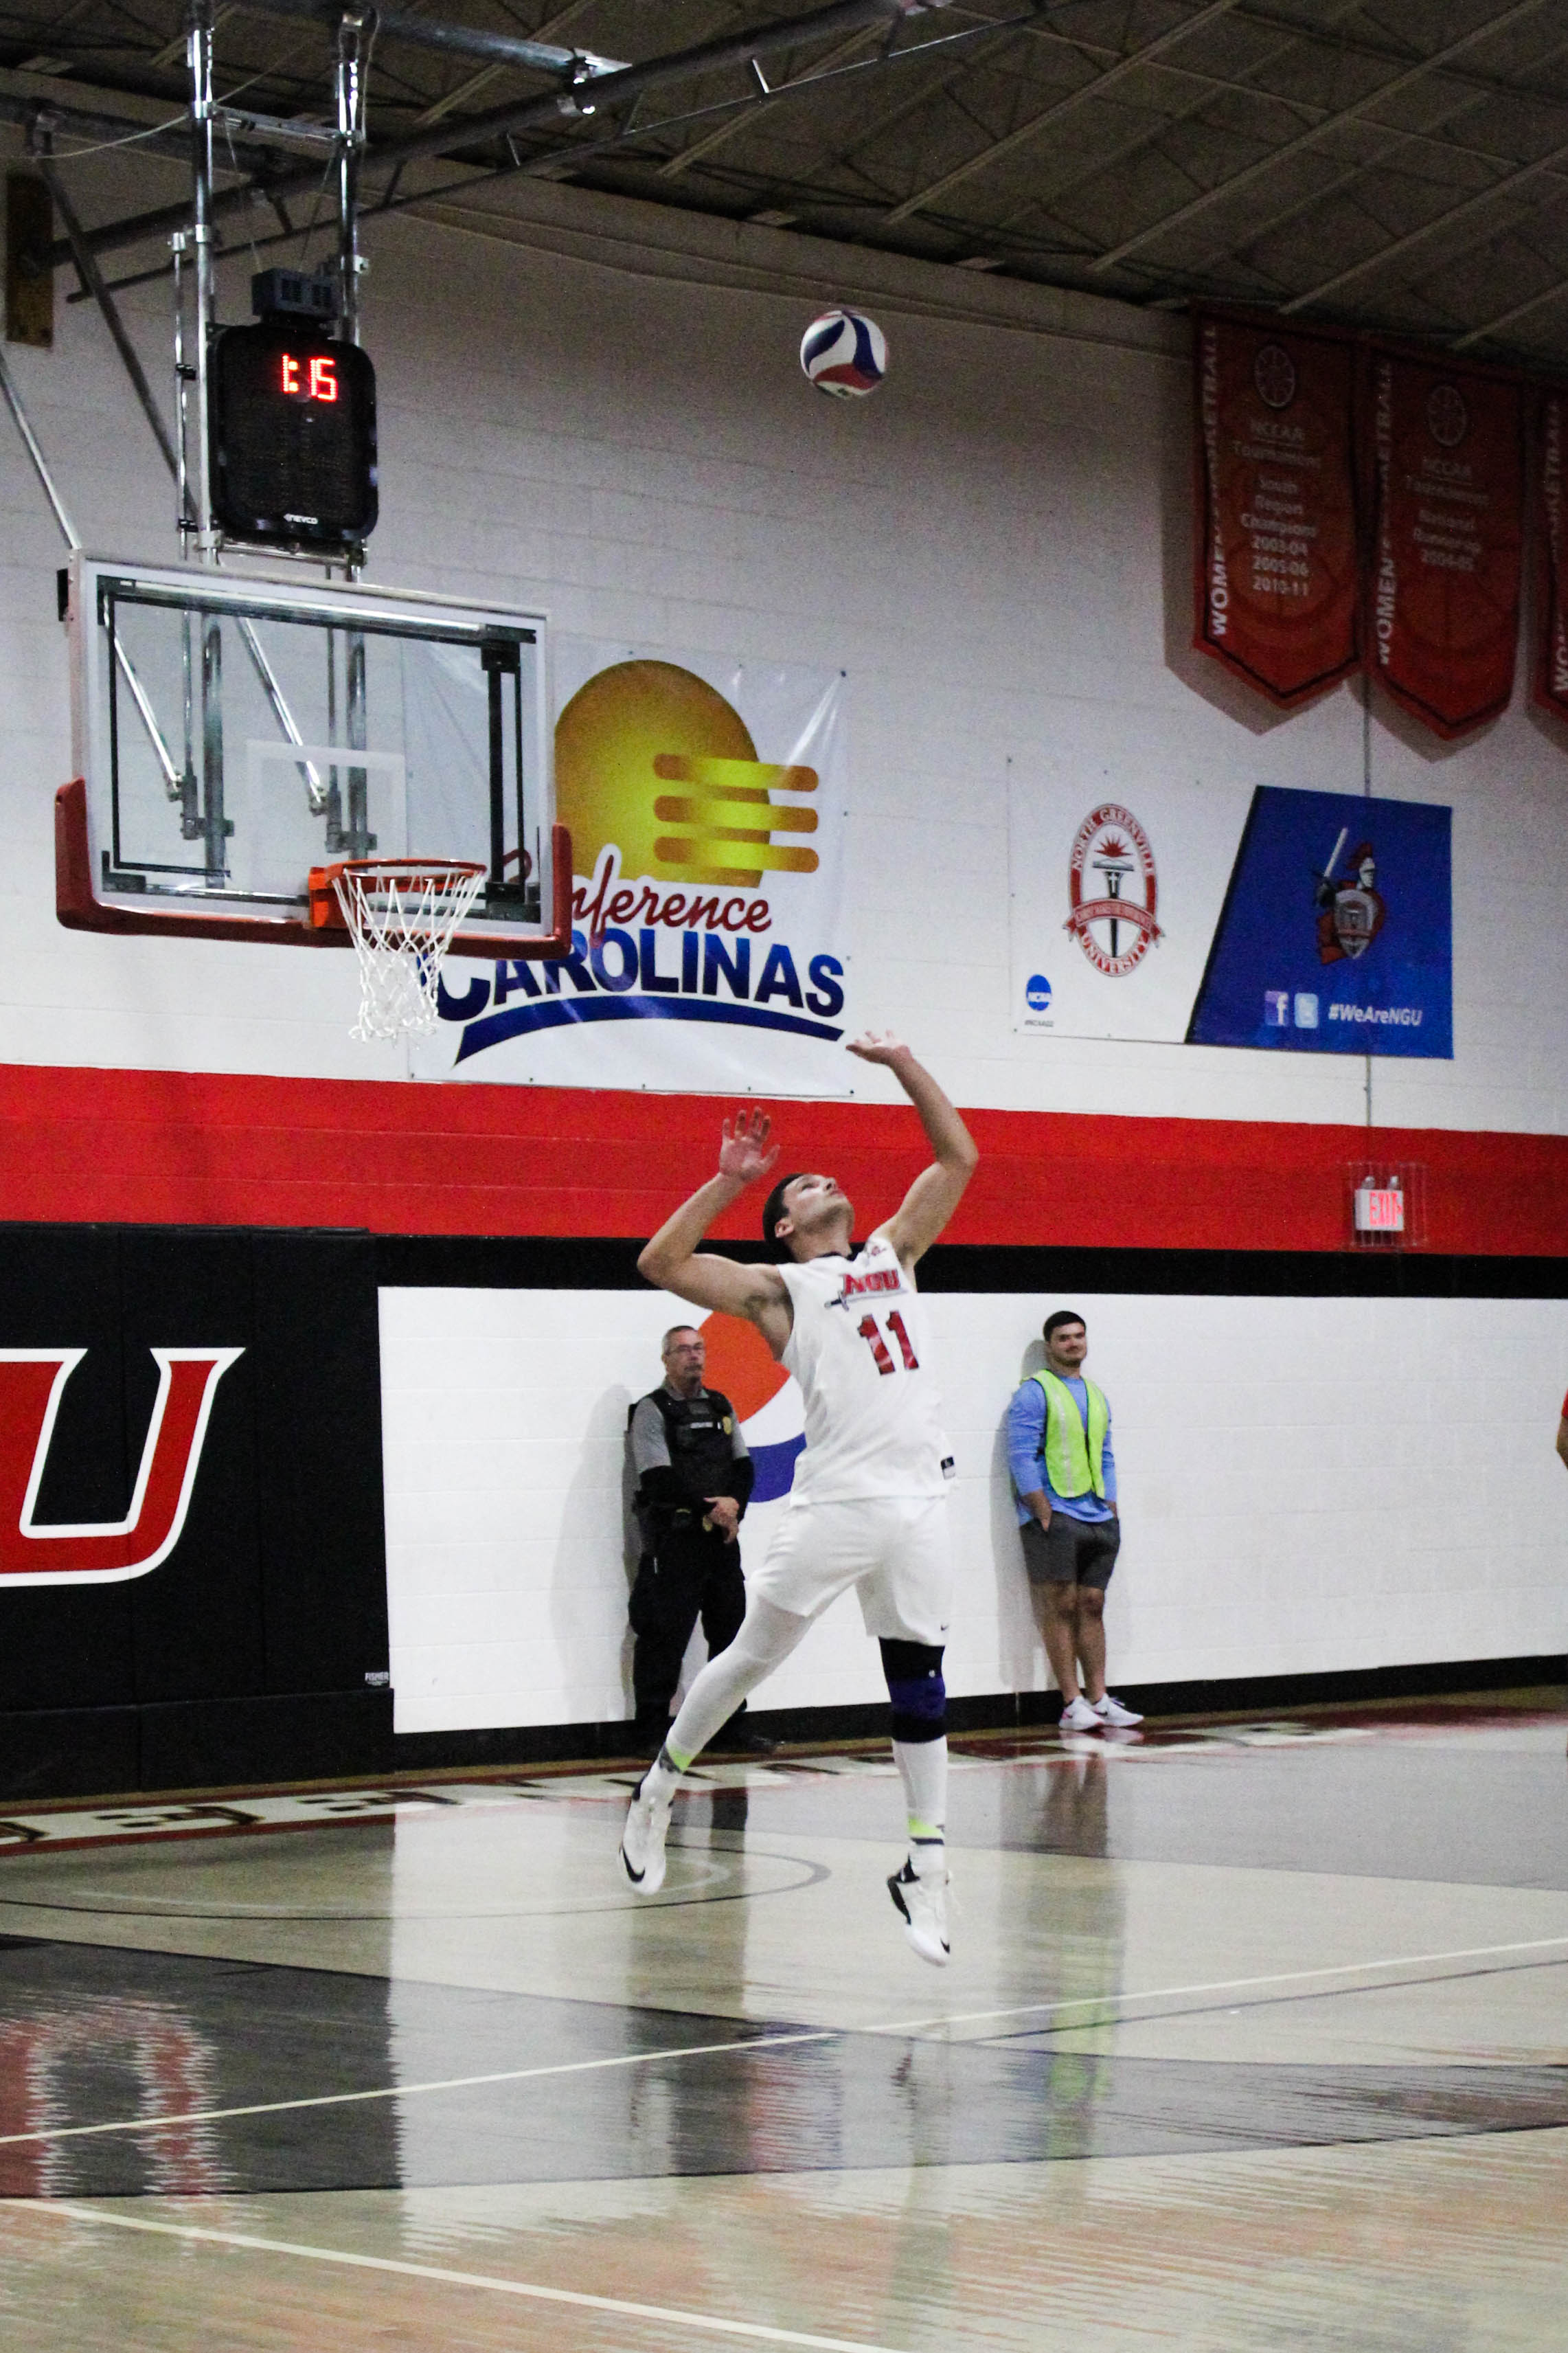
[0,1347,241,1586]
[1315,840,1386,964]
[1193,313,1359,707]
[423,647,852,1099]
[1365,350,1524,738]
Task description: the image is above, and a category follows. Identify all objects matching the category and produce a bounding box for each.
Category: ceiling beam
[984,0,1367,245]
[1281,124,1568,313]
[410,1,604,129]
[881,0,1245,226]
[234,0,626,80]
[1182,25,1568,280]
[810,16,1025,181]
[1087,0,1552,274]
[1230,0,1568,110]
[658,21,883,178]
[41,0,918,272]
[1453,256,1568,350]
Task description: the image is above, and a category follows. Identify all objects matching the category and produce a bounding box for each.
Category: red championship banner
[1193,312,1359,706]
[1532,385,1568,720]
[1365,350,1523,738]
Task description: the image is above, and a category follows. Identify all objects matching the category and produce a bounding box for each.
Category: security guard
[628,1325,760,1753]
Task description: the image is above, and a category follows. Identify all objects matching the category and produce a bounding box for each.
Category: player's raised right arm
[637,1110,791,1338]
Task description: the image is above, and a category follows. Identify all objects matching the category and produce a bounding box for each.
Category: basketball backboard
[58,554,569,957]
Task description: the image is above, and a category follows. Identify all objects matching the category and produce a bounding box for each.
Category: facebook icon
[1264,991,1290,1026]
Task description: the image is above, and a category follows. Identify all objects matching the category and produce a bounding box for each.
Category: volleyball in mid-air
[799,308,887,398]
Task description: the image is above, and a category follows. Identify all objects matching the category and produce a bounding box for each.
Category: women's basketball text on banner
[1532,384,1568,721]
[1365,350,1523,739]
[1192,313,1359,708]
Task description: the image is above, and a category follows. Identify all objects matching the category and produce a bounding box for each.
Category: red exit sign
[1354,1186,1405,1232]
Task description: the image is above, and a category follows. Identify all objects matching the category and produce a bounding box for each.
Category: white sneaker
[887,1858,951,1966]
[1058,1695,1102,1731]
[620,1777,672,1893]
[1093,1693,1144,1727]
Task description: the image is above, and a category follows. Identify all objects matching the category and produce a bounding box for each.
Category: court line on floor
[874,1934,1568,2040]
[979,1950,1568,2042]
[21,2204,916,2353]
[0,2026,843,2150]
[3,1930,1567,2154]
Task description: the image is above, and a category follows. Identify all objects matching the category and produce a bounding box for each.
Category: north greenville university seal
[1065,803,1162,977]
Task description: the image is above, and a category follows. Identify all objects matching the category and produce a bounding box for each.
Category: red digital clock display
[210,321,377,548]
[280,352,339,402]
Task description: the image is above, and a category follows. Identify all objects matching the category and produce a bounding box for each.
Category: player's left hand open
[845,1031,911,1066]
[718,1107,779,1186]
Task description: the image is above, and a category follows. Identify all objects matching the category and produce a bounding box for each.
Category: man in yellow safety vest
[1008,1311,1142,1731]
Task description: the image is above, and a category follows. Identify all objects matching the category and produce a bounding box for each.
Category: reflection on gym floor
[0,1698,1565,2351]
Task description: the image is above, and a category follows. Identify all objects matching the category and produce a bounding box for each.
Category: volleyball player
[621,1034,977,1965]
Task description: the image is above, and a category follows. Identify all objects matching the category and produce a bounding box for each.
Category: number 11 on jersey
[857,1310,919,1376]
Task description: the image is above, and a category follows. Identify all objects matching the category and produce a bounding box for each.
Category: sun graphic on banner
[555,660,819,889]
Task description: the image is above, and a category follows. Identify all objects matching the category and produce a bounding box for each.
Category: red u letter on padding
[0,1349,242,1585]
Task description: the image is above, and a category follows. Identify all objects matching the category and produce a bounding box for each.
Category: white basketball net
[332,860,487,1042]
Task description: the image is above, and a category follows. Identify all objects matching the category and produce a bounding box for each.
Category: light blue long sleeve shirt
[1008,1373,1117,1527]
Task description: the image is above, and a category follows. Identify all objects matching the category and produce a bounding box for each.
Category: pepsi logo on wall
[694,1312,803,1503]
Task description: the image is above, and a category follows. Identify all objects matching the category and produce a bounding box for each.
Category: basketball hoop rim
[308,856,488,931]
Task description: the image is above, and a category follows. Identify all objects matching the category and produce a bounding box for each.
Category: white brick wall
[380,1285,1568,1733]
[0,145,1564,1132]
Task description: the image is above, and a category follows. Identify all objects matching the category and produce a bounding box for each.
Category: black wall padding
[374,1235,1568,1298]
[0,1225,391,1799]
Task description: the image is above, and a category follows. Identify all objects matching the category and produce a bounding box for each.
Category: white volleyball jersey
[778,1232,951,1502]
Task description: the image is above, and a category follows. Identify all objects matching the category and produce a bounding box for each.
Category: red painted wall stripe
[0,1063,1563,1256]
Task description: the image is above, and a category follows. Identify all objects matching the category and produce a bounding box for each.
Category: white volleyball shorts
[749,1492,953,1645]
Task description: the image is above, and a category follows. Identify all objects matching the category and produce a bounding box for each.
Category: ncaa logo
[1025,973,1052,1013]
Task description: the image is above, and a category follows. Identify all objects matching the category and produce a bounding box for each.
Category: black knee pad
[880,1639,946,1745]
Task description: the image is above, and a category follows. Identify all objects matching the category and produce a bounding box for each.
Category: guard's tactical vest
[637,1386,739,1517]
[1030,1369,1109,1500]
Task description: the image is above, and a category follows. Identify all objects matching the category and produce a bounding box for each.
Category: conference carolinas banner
[1193,312,1359,707]
[411,641,853,1096]
[1010,765,1451,1058]
[1365,348,1525,738]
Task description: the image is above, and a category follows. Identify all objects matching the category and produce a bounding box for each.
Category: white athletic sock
[646,1597,812,1796]
[893,1735,948,1875]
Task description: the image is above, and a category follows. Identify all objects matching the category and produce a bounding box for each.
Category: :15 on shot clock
[209,320,378,550]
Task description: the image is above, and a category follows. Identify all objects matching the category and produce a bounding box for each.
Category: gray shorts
[1020,1513,1120,1590]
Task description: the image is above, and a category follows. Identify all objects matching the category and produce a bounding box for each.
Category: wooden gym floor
[0,1693,1565,2351]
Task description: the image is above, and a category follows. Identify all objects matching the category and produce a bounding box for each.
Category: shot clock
[209,276,378,551]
